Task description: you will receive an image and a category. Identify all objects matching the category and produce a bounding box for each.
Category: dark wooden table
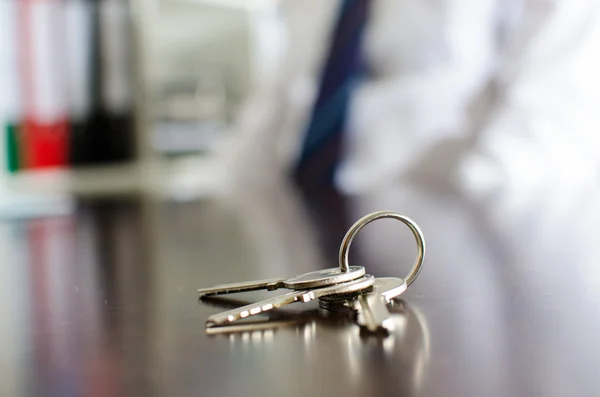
[1,181,599,397]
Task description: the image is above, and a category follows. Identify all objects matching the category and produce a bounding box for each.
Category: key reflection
[202,296,430,397]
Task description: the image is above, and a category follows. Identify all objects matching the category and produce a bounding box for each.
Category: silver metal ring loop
[339,211,425,288]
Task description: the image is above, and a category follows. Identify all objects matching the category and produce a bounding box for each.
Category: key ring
[339,211,425,287]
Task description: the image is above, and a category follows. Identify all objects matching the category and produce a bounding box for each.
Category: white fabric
[459,1,600,202]
[222,0,600,195]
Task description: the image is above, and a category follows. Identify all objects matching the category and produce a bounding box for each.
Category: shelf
[165,0,276,11]
[2,157,225,198]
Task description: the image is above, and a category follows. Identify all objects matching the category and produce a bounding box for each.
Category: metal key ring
[339,211,425,287]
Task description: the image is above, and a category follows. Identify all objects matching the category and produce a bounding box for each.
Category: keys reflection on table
[202,294,430,396]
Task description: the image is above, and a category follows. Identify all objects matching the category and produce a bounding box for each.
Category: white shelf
[2,157,225,198]
[5,163,145,196]
[166,0,276,11]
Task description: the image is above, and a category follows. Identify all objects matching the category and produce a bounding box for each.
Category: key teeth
[206,313,232,326]
[208,305,267,327]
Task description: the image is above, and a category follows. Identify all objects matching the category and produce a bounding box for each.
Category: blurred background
[1,0,600,396]
[2,0,600,198]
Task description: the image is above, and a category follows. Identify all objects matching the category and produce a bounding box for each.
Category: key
[206,275,375,327]
[198,266,366,297]
[356,294,396,334]
[320,277,407,334]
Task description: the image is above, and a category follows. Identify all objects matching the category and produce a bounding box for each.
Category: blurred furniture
[1,0,282,212]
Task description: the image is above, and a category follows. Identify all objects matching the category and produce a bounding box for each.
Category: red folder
[20,0,68,169]
[22,120,68,168]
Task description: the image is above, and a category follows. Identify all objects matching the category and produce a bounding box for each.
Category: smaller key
[198,266,365,297]
[206,275,375,326]
[356,293,396,333]
[321,277,407,334]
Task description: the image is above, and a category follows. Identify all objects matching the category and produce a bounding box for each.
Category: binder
[21,0,68,169]
[0,0,22,172]
[92,0,135,164]
[64,0,95,165]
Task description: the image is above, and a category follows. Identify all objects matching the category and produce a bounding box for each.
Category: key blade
[205,276,374,327]
[357,294,395,334]
[198,277,285,297]
[206,290,303,326]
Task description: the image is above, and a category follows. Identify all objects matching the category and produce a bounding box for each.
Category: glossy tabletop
[1,181,599,397]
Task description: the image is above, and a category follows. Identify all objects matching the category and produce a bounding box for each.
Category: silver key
[206,275,375,327]
[356,294,396,333]
[321,277,407,334]
[198,266,366,297]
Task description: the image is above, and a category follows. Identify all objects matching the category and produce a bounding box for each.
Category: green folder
[1,0,21,173]
[5,123,19,172]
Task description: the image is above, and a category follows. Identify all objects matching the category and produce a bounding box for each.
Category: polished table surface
[1,181,599,397]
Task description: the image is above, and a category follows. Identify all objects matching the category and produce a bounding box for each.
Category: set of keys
[198,211,425,334]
